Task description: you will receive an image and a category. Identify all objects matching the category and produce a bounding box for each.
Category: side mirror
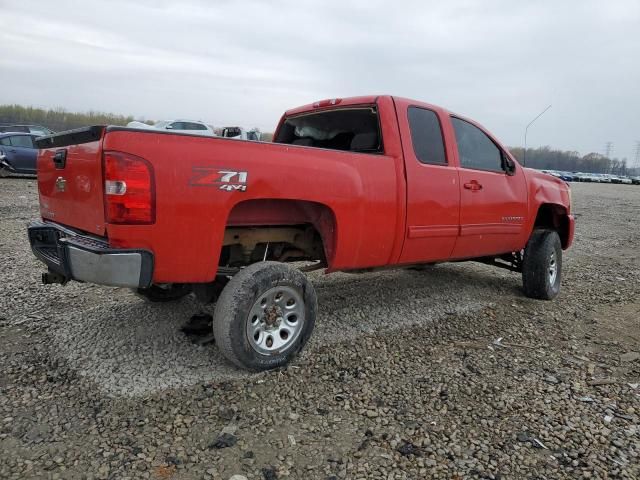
[166,124,174,129]
[503,155,516,176]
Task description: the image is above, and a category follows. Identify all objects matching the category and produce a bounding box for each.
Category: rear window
[222,127,242,137]
[274,107,382,153]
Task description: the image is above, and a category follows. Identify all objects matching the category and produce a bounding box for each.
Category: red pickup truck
[29,95,574,371]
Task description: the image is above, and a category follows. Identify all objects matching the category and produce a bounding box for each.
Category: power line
[604,141,614,159]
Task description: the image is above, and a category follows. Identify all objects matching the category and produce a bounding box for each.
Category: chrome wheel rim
[549,251,558,285]
[246,285,304,355]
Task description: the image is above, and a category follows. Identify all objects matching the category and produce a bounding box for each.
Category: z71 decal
[190,167,248,192]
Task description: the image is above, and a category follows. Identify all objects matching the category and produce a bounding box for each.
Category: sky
[1,0,639,162]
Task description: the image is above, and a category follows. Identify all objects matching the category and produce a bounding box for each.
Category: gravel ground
[1,177,639,479]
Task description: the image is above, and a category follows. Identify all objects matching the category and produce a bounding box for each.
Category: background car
[0,132,39,176]
[541,169,575,182]
[126,120,215,136]
[220,126,261,141]
[557,171,576,182]
[0,124,55,136]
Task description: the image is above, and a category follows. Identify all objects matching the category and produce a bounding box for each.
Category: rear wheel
[522,229,562,300]
[213,261,317,371]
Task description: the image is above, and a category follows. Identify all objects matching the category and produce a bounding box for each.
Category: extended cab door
[397,103,460,264]
[449,116,528,258]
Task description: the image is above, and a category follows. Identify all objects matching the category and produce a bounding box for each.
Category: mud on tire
[213,261,317,371]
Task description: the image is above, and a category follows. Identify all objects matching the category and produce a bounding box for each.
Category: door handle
[463,180,483,191]
[53,149,67,169]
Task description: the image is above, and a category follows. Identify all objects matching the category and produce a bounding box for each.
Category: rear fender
[224,199,337,265]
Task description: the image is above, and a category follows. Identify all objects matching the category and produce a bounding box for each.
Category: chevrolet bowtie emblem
[55,176,67,192]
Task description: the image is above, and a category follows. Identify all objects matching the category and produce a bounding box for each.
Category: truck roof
[284,95,452,118]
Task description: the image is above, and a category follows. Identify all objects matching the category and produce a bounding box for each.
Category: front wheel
[213,261,317,371]
[522,229,562,300]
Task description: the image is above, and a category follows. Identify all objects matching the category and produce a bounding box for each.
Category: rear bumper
[28,220,153,288]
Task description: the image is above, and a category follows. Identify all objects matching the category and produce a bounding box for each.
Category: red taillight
[103,151,155,224]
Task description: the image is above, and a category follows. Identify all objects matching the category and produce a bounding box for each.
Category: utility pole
[604,141,614,159]
[634,141,640,168]
[523,104,552,167]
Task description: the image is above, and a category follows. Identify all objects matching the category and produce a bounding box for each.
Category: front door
[398,105,460,264]
[449,117,528,259]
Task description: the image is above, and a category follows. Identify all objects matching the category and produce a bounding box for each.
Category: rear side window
[275,107,382,154]
[0,137,10,146]
[451,117,503,172]
[408,107,446,165]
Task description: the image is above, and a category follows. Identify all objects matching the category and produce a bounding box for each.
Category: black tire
[213,261,317,371]
[135,284,191,303]
[522,229,562,300]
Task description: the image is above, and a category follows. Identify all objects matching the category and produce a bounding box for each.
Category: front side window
[451,117,503,172]
[0,137,11,146]
[9,135,34,148]
[408,107,446,165]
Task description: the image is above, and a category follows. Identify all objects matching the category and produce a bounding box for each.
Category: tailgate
[36,126,106,236]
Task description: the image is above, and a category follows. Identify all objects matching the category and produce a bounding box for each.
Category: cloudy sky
[1,0,639,161]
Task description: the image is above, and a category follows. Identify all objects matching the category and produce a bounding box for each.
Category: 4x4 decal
[190,167,248,191]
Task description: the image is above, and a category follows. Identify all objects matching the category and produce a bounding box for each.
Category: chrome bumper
[28,220,153,288]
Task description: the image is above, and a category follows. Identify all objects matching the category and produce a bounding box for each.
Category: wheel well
[534,203,570,249]
[222,199,336,267]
